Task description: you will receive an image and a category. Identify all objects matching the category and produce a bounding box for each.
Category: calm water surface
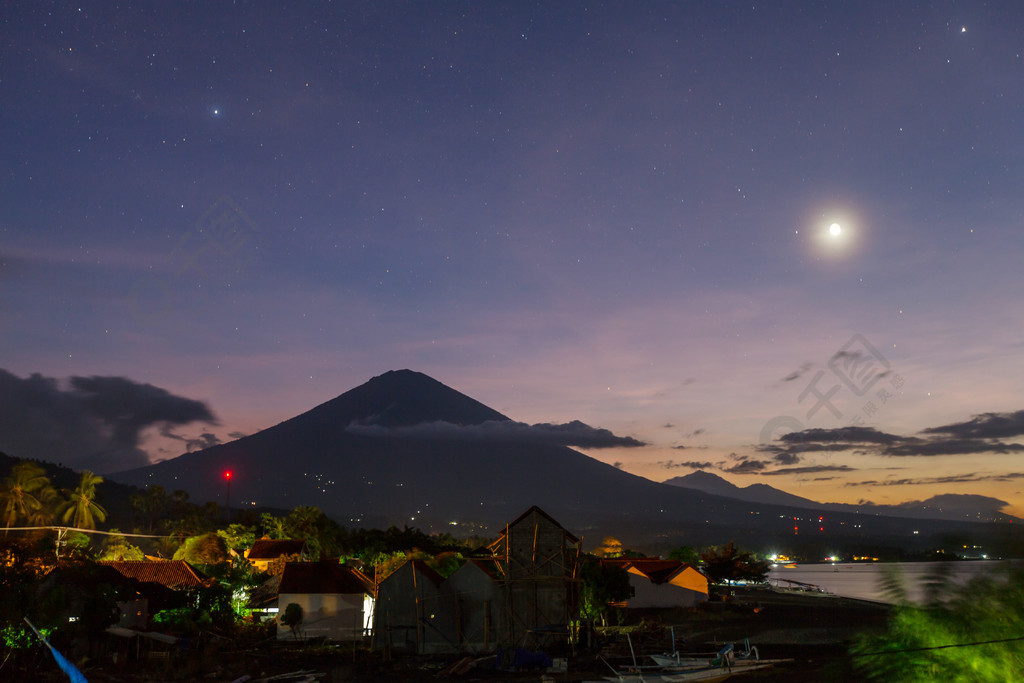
[766,560,1020,603]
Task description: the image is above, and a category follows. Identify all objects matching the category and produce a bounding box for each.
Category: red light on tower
[223,470,233,519]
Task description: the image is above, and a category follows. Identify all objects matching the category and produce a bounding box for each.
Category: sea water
[766,560,1020,604]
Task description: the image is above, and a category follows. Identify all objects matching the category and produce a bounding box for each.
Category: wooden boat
[596,634,788,682]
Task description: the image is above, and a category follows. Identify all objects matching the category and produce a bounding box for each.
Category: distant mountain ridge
[664,471,1022,524]
[108,370,1015,549]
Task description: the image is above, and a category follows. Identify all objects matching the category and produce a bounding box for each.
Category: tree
[281,602,303,640]
[97,529,145,561]
[699,542,769,585]
[593,535,624,558]
[578,556,631,624]
[56,470,107,530]
[851,564,1024,681]
[668,545,700,565]
[261,513,287,540]
[0,462,57,533]
[217,523,256,553]
[150,535,180,559]
[129,484,169,532]
[173,532,229,566]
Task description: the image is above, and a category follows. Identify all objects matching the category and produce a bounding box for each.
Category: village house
[373,559,452,654]
[245,538,310,574]
[601,558,709,608]
[444,558,503,652]
[367,506,581,656]
[100,559,212,591]
[487,505,580,649]
[276,561,375,642]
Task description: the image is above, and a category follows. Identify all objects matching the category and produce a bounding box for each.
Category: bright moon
[829,222,842,236]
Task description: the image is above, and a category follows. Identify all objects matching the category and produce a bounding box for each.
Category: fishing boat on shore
[594,634,789,682]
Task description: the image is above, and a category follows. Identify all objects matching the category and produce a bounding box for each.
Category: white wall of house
[276,592,373,641]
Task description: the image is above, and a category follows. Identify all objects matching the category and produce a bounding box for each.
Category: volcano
[110,370,994,546]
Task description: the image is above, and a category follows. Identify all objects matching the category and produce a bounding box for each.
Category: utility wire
[852,634,1024,656]
[2,525,170,538]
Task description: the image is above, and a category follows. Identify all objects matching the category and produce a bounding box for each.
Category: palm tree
[57,470,107,530]
[0,462,56,534]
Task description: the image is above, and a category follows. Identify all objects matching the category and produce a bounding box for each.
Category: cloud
[779,426,903,445]
[345,418,645,449]
[781,362,813,383]
[657,459,714,470]
[845,472,1024,488]
[159,426,224,453]
[759,464,856,476]
[0,369,217,473]
[922,410,1024,440]
[771,451,802,466]
[761,420,1024,459]
[883,439,1024,456]
[722,457,769,474]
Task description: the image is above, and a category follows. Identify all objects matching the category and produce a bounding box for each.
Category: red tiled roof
[278,561,374,595]
[100,560,209,589]
[247,539,307,560]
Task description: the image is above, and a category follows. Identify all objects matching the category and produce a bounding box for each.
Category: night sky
[4,2,1024,515]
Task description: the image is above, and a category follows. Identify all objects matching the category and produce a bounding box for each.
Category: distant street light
[224,470,233,520]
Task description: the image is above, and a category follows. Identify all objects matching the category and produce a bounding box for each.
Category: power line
[2,525,169,539]
[853,634,1024,657]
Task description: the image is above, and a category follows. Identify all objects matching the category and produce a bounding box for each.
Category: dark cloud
[762,420,1024,459]
[759,442,860,456]
[657,459,714,470]
[884,439,1024,456]
[227,431,249,440]
[922,410,1024,440]
[771,451,802,466]
[0,369,217,473]
[759,465,856,476]
[345,419,645,449]
[159,426,223,453]
[722,457,769,474]
[781,362,813,383]
[779,426,903,445]
[845,472,1024,488]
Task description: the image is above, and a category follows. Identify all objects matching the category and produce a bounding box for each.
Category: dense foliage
[851,563,1024,681]
[698,542,770,584]
[577,556,631,623]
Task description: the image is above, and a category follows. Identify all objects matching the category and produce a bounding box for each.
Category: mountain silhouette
[665,471,1022,524]
[111,370,1012,547]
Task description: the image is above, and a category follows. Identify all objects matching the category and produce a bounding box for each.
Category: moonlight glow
[809,212,858,257]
